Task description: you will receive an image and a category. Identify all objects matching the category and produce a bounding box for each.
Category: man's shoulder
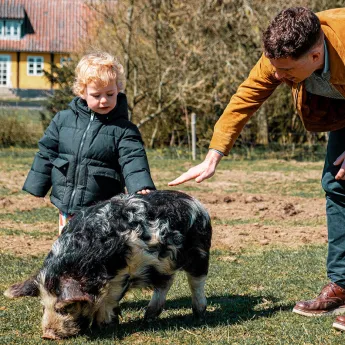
[316,8,345,18]
[317,8,345,25]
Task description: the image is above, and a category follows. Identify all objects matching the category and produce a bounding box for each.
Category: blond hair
[72,52,126,96]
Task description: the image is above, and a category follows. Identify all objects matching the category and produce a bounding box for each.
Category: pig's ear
[56,277,93,307]
[4,276,39,298]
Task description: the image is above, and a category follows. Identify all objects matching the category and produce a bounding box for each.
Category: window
[0,20,22,40]
[60,57,72,66]
[27,56,44,76]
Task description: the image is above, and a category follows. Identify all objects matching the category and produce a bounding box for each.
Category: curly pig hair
[263,7,322,60]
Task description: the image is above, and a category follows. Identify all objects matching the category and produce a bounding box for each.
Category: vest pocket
[51,158,69,201]
[85,166,124,204]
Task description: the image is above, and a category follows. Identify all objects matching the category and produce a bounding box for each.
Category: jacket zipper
[68,111,95,214]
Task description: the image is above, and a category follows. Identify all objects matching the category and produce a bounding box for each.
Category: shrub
[0,111,42,147]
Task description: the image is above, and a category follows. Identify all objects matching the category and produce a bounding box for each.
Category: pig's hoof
[111,315,120,326]
[192,306,206,323]
[144,307,163,321]
[112,306,122,325]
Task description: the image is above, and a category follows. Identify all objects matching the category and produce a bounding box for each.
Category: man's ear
[311,51,321,63]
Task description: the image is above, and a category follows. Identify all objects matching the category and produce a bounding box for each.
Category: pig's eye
[56,304,74,315]
[58,307,68,315]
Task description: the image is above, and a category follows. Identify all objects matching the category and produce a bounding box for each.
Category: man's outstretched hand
[168,150,223,186]
[334,151,345,180]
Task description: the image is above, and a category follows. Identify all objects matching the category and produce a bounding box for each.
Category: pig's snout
[42,329,61,340]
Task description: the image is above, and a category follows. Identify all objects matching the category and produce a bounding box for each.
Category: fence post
[191,112,196,161]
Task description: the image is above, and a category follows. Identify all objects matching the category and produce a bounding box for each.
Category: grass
[0,207,58,224]
[1,247,345,344]
[213,217,326,227]
[1,147,344,344]
[0,227,54,239]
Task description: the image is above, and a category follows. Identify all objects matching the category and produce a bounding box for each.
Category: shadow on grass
[84,294,294,341]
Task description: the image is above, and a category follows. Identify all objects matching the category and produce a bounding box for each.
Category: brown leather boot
[292,282,345,316]
[333,315,345,331]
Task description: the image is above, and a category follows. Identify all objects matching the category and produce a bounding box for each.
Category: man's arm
[168,54,281,186]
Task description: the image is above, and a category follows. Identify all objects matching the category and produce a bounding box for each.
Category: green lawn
[1,247,344,344]
[1,147,344,344]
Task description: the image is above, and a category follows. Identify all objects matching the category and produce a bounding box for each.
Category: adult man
[168,7,345,330]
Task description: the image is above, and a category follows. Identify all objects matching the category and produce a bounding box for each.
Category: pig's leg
[144,275,175,320]
[95,274,130,325]
[186,273,207,321]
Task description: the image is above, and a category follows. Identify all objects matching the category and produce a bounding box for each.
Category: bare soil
[194,191,327,250]
[0,169,327,256]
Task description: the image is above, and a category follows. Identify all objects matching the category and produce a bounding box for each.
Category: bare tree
[43,0,339,149]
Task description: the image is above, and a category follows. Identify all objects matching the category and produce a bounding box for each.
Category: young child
[23,51,156,234]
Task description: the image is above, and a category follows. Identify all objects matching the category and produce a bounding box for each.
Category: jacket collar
[69,93,129,121]
[324,29,345,85]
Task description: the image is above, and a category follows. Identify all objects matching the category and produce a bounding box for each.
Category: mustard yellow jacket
[210,8,345,155]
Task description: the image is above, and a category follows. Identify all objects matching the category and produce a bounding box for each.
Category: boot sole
[333,321,345,331]
[292,306,345,317]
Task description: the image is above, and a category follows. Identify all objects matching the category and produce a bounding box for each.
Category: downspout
[50,53,54,91]
[16,52,20,92]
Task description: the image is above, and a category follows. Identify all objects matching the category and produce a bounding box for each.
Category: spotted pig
[4,190,212,339]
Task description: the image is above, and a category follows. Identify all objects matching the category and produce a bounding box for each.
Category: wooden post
[191,112,196,161]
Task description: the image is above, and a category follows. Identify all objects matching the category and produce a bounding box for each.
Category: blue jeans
[322,127,345,289]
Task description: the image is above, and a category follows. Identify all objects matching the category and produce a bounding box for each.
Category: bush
[0,110,42,147]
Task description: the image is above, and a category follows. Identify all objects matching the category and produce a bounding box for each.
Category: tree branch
[136,96,179,128]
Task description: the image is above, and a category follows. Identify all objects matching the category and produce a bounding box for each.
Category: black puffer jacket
[23,93,155,214]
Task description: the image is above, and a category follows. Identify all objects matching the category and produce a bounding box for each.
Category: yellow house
[0,0,93,98]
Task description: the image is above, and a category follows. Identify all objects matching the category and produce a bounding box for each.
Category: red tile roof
[0,0,95,53]
[0,3,25,18]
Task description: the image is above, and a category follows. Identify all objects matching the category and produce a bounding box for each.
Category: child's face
[82,79,118,114]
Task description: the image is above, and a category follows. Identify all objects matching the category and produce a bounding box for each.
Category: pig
[4,190,212,340]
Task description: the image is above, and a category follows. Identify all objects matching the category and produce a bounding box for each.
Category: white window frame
[0,55,12,87]
[27,56,44,76]
[0,20,22,40]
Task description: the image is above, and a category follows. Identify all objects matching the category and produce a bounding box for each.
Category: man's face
[269,52,322,83]
[82,79,118,114]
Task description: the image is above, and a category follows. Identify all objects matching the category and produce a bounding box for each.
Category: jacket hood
[68,92,129,121]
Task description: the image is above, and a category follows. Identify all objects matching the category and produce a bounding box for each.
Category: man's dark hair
[263,7,321,60]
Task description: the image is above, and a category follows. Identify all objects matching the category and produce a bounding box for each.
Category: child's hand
[137,189,152,195]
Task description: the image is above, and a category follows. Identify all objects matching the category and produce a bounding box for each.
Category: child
[23,51,156,234]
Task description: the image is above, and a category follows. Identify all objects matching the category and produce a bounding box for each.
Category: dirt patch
[0,170,27,193]
[0,194,53,214]
[193,191,325,222]
[0,190,327,257]
[0,236,54,257]
[0,164,328,256]
[191,190,327,250]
